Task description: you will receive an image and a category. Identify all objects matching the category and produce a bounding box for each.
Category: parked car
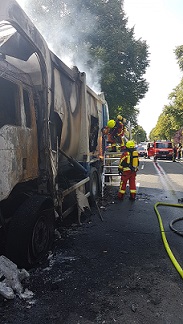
[137,146,147,157]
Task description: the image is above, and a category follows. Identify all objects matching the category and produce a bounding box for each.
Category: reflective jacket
[118,149,139,172]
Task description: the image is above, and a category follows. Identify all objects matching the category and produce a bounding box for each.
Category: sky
[123,0,183,136]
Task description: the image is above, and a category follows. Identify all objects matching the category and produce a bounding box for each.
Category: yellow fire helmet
[107,119,116,128]
[117,115,123,121]
[126,140,135,149]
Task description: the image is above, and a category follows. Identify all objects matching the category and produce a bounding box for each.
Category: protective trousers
[118,170,136,198]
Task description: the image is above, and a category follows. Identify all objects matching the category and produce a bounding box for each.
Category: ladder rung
[104,158,120,160]
[103,173,121,176]
[104,152,121,154]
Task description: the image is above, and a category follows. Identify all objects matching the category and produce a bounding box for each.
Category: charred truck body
[0,0,108,268]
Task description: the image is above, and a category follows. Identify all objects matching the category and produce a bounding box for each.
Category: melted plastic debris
[0,255,33,300]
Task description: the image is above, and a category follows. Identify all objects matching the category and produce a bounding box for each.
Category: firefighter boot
[129,194,136,201]
[118,192,124,200]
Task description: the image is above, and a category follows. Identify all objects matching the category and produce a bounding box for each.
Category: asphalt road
[1,158,183,324]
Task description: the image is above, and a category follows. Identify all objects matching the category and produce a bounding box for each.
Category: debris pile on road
[98,186,118,208]
[0,255,33,300]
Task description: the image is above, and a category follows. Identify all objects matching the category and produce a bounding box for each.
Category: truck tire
[5,195,55,269]
[89,167,99,203]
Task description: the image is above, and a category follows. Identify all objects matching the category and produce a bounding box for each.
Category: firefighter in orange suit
[114,115,126,150]
[106,119,117,151]
[115,115,126,138]
[118,140,139,201]
[105,116,126,151]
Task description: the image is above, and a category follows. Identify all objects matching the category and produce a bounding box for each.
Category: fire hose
[154,202,183,278]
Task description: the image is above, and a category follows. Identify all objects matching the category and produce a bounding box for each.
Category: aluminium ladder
[101,150,122,197]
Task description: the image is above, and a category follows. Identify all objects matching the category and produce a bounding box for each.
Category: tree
[148,44,183,138]
[175,45,183,72]
[149,108,178,141]
[167,80,183,128]
[132,125,147,144]
[85,0,149,123]
[24,0,150,124]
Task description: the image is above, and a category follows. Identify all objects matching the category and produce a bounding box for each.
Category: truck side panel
[0,73,38,201]
[53,67,82,159]
[0,0,109,268]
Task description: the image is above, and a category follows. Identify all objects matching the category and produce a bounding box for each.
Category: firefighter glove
[118,168,123,175]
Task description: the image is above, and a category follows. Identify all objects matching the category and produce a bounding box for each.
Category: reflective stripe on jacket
[118,151,131,171]
[118,150,139,172]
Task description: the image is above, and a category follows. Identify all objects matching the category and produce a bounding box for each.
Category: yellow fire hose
[154,202,183,278]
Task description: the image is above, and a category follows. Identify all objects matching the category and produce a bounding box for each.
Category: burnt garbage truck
[0,0,109,268]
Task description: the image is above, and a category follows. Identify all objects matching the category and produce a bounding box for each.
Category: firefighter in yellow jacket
[118,140,139,201]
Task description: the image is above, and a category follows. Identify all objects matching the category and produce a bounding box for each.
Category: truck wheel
[89,167,99,203]
[5,195,55,269]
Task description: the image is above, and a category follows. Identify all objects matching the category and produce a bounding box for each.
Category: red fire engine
[147,141,173,160]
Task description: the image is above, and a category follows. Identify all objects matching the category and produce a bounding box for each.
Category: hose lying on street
[154,202,183,279]
[169,217,183,236]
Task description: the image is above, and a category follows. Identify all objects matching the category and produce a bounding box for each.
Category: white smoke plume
[16,0,101,92]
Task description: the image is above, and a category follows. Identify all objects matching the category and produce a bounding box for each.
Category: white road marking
[136,182,140,193]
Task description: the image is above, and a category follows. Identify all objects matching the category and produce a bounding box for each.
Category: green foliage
[167,79,183,127]
[149,108,179,141]
[24,0,150,124]
[132,125,147,144]
[175,45,183,71]
[88,0,150,123]
[109,105,139,126]
[149,45,183,140]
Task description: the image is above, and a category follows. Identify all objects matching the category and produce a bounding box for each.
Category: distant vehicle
[147,142,154,158]
[147,141,173,160]
[153,141,173,160]
[139,141,148,148]
[137,146,147,157]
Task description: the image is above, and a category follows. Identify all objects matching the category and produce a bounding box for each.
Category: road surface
[1,158,183,323]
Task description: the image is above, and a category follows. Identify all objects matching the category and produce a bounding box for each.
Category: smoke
[16,0,27,10]
[16,0,101,92]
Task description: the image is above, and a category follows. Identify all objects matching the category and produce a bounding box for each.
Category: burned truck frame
[0,0,108,268]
